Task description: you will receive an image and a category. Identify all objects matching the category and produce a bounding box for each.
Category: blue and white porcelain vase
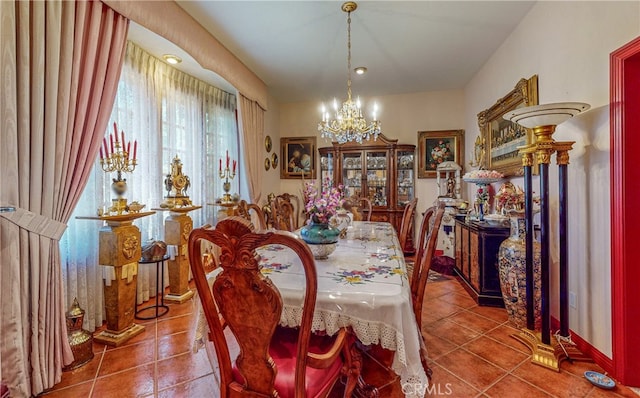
[497,215,542,329]
[300,220,341,259]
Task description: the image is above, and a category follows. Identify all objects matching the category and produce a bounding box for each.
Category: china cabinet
[319,134,416,249]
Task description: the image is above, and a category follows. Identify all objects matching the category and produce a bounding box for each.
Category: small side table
[135,255,170,320]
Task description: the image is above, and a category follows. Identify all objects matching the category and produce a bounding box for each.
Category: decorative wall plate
[264,157,271,170]
[271,153,278,169]
[265,135,272,152]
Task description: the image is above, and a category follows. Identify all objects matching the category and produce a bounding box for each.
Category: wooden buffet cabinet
[454,217,509,307]
[319,134,415,250]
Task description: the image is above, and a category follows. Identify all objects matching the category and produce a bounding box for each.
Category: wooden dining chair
[398,198,418,254]
[189,217,359,398]
[272,198,296,232]
[277,193,302,229]
[411,202,445,332]
[237,200,267,230]
[405,206,436,280]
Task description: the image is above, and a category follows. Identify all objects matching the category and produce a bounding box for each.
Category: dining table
[193,221,429,397]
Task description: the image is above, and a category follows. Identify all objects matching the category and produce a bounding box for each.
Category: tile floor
[40,276,638,398]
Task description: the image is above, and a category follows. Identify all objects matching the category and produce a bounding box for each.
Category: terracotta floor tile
[157,314,194,337]
[156,349,213,391]
[448,310,501,334]
[462,335,528,372]
[559,359,606,379]
[428,319,481,346]
[54,354,101,390]
[586,385,639,398]
[423,330,459,360]
[163,299,196,318]
[157,330,194,360]
[484,374,552,398]
[92,363,155,398]
[427,364,481,397]
[483,324,530,354]
[39,380,93,397]
[158,374,221,397]
[512,360,594,398]
[467,304,509,323]
[435,348,506,391]
[104,325,155,350]
[439,291,478,309]
[99,339,155,376]
[422,297,465,323]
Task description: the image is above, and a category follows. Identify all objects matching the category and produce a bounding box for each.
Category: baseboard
[550,317,614,375]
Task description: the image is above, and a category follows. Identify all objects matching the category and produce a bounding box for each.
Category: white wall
[464,1,640,357]
[278,89,466,213]
[261,92,282,201]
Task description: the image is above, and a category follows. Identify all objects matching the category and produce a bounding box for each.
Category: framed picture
[417,129,465,178]
[477,75,539,176]
[280,136,316,179]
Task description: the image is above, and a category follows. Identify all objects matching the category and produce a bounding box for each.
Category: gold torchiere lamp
[504,102,590,370]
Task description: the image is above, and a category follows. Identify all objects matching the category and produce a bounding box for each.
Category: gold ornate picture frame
[280,136,316,179]
[477,75,538,176]
[417,129,465,178]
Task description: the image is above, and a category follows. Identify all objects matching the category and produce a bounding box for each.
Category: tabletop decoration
[495,182,525,214]
[219,150,237,204]
[300,179,343,258]
[462,169,504,220]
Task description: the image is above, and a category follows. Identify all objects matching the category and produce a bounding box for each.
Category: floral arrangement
[495,183,525,213]
[303,178,344,224]
[476,185,489,205]
[429,141,453,169]
[463,169,504,180]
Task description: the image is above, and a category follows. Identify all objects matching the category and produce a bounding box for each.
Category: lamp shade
[503,102,590,128]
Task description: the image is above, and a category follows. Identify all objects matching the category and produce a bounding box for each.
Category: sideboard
[454,217,509,307]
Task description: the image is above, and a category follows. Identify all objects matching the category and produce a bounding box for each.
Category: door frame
[610,35,640,386]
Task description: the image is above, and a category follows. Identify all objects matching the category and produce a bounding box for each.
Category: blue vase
[300,221,340,245]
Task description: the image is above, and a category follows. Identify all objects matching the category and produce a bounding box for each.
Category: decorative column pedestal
[162,207,201,303]
[78,211,155,346]
[504,102,590,371]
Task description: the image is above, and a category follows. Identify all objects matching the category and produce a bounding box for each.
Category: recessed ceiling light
[354,66,367,75]
[163,54,182,65]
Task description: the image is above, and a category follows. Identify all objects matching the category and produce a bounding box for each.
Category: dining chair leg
[342,340,379,398]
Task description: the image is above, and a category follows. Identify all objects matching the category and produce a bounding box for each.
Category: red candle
[233,160,236,173]
[127,142,131,158]
[99,147,104,160]
[110,134,114,154]
[113,122,118,141]
[226,150,229,168]
[133,140,137,160]
[219,158,222,171]
[103,137,109,157]
[121,131,125,147]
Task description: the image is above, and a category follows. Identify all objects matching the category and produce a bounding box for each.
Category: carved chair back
[342,196,372,222]
[237,200,267,230]
[276,193,302,229]
[188,217,320,397]
[398,198,418,254]
[411,203,445,331]
[272,198,296,232]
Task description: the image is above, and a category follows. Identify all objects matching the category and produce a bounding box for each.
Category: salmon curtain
[238,94,266,204]
[0,1,128,395]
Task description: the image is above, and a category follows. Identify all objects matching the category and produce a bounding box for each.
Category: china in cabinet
[319,134,416,250]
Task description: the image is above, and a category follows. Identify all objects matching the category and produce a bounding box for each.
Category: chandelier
[318,1,381,144]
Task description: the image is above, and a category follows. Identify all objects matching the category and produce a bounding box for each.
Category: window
[60,42,238,330]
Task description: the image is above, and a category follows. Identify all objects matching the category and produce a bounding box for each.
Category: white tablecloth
[194,221,428,396]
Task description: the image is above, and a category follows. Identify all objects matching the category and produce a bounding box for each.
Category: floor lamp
[504,102,590,370]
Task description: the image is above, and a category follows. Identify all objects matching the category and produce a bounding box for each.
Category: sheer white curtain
[61,41,237,328]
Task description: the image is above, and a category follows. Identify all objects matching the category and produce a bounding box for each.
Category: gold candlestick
[219,165,236,204]
[101,133,137,215]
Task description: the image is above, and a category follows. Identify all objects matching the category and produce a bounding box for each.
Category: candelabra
[219,151,237,204]
[504,102,590,371]
[100,123,137,215]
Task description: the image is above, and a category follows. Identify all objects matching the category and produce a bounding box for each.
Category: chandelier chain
[347,12,352,100]
[317,1,381,144]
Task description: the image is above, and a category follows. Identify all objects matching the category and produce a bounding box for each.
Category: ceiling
[131,1,536,103]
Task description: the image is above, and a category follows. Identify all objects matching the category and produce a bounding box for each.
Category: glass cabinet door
[365,151,388,206]
[341,152,362,198]
[397,150,414,206]
[320,152,334,187]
